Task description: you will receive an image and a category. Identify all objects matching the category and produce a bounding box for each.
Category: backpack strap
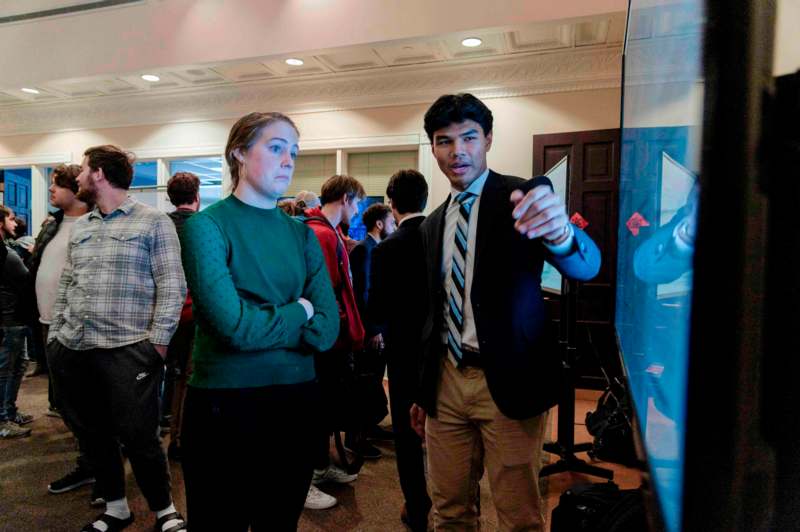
[296,215,345,266]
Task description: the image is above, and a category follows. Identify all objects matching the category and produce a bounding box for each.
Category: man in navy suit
[410,93,601,530]
[347,203,395,458]
[350,203,395,321]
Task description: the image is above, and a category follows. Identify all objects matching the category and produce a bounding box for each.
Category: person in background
[13,217,35,258]
[412,93,601,530]
[47,144,187,532]
[0,205,33,439]
[28,164,101,505]
[180,112,339,530]
[301,174,366,510]
[161,171,201,461]
[346,202,396,459]
[278,198,299,215]
[295,190,321,210]
[368,169,432,531]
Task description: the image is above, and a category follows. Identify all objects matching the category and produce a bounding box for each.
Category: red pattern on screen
[626,212,650,236]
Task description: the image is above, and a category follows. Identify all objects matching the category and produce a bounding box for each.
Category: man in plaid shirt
[48,145,188,532]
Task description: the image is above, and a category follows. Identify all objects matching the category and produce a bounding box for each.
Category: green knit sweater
[181,195,339,388]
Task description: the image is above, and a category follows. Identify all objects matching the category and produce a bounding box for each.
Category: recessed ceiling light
[285,58,304,66]
[461,37,483,48]
[141,74,160,82]
[21,87,40,94]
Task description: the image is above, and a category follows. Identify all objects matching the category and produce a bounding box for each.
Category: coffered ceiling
[0,12,626,105]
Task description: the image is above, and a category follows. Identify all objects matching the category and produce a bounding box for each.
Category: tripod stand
[540,279,614,480]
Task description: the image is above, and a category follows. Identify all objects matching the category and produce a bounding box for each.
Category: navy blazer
[368,215,427,353]
[418,171,601,420]
[350,235,378,332]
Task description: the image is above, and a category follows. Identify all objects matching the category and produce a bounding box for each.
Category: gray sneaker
[0,421,32,439]
[13,412,34,425]
[312,464,358,485]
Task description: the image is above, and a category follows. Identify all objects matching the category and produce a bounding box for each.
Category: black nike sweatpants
[48,339,172,511]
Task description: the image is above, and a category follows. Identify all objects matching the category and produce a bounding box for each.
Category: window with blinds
[286,153,337,197]
[348,151,418,197]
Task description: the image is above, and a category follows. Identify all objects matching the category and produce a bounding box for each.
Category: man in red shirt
[302,174,367,510]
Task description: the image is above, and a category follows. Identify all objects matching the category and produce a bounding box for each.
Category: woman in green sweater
[180,112,339,531]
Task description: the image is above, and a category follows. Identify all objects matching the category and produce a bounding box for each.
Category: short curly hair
[362,203,392,232]
[167,172,200,207]
[50,164,82,194]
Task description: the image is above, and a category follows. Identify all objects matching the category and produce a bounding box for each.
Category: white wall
[775,0,800,76]
[0,88,621,227]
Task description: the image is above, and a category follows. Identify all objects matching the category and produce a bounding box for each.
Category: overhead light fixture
[285,58,304,66]
[461,37,483,48]
[21,87,40,94]
[141,74,160,82]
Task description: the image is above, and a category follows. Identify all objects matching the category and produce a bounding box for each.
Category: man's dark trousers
[386,346,432,528]
[48,340,172,509]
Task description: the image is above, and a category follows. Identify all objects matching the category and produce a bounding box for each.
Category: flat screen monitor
[616,1,705,530]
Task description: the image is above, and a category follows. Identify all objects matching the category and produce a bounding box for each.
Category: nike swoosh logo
[136,372,148,381]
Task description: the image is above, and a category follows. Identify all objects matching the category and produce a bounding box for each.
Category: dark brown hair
[84,145,135,190]
[0,205,13,238]
[51,164,82,194]
[319,174,366,205]
[362,203,392,232]
[225,112,299,191]
[277,199,299,215]
[167,172,200,207]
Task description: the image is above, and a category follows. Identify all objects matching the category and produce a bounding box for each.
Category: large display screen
[616,1,705,530]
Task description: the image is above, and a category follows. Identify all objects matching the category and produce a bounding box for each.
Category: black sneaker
[89,485,105,507]
[159,415,172,435]
[167,441,182,462]
[345,440,383,459]
[366,425,395,441]
[48,466,96,494]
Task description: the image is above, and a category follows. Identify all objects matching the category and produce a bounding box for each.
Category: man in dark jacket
[27,165,100,503]
[0,206,32,439]
[347,202,395,458]
[368,169,431,531]
[162,172,200,460]
[411,94,601,530]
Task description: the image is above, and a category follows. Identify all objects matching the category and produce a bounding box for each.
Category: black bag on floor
[551,482,647,532]
[586,378,637,466]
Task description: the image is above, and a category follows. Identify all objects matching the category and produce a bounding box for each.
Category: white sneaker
[304,485,337,510]
[312,464,358,485]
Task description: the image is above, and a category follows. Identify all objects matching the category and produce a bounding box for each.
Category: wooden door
[533,129,621,388]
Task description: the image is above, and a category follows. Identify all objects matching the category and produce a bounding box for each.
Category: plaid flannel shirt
[48,197,186,350]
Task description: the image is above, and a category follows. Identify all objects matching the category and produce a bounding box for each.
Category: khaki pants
[426,358,548,531]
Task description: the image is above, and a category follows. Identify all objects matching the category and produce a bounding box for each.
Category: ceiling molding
[133,144,225,160]
[0,152,72,166]
[0,46,622,137]
[301,134,422,152]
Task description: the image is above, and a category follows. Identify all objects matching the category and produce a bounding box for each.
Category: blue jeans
[0,326,29,422]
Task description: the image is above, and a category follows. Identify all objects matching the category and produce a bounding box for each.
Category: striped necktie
[446,191,477,366]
